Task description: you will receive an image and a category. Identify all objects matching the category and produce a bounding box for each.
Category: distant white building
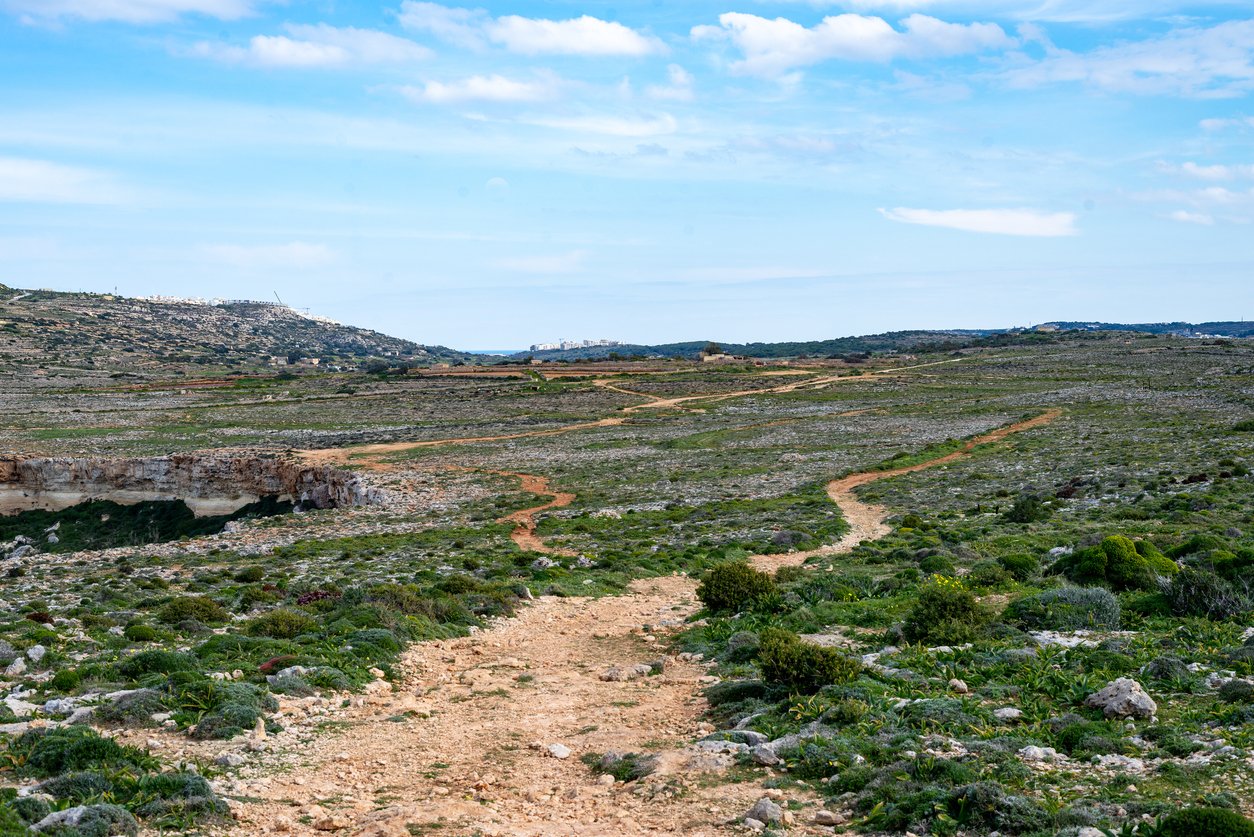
[529,338,624,352]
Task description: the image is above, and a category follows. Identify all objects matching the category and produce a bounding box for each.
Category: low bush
[696,562,778,613]
[245,608,318,639]
[1055,535,1177,591]
[1003,586,1121,631]
[998,553,1039,581]
[1157,807,1254,837]
[9,727,156,778]
[1163,567,1248,620]
[124,624,157,642]
[117,650,197,678]
[1003,496,1052,524]
[901,577,989,645]
[757,628,861,693]
[157,596,228,625]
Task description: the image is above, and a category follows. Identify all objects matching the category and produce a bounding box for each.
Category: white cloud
[4,0,253,23]
[879,206,1078,236]
[1169,209,1214,224]
[1174,161,1254,180]
[646,65,695,101]
[398,1,664,56]
[190,24,432,68]
[202,242,336,267]
[492,250,587,273]
[522,113,678,137]
[401,74,557,104]
[0,157,125,204]
[1200,116,1254,131]
[1002,19,1254,97]
[692,12,1014,76]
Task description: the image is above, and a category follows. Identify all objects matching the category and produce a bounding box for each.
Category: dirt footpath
[231,576,827,836]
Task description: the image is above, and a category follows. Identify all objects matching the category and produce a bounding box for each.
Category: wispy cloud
[1159,160,1254,181]
[1002,19,1254,97]
[0,157,127,204]
[4,0,254,24]
[521,113,678,137]
[879,206,1079,236]
[401,73,559,104]
[1168,209,1214,225]
[645,65,695,101]
[398,2,665,56]
[190,24,432,68]
[201,242,336,267]
[692,13,1014,77]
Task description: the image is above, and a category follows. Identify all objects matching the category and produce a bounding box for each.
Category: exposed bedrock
[0,454,379,516]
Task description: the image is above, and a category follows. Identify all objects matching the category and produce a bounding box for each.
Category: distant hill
[514,322,1249,361]
[0,284,478,377]
[1041,321,1254,338]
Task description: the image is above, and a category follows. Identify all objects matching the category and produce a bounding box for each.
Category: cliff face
[0,454,380,516]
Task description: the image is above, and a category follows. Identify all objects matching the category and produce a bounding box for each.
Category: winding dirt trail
[750,409,1062,571]
[493,470,577,556]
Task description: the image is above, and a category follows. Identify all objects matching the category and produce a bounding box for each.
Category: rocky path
[230,576,826,836]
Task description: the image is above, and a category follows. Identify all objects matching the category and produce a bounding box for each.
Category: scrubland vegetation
[0,331,1250,834]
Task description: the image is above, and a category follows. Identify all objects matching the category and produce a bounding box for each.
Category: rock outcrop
[0,454,381,516]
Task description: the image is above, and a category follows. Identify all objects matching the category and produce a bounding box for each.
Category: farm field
[0,333,1251,836]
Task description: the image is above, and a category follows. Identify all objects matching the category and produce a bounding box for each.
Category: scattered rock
[994,707,1023,721]
[546,743,572,759]
[1084,678,1157,719]
[744,798,784,825]
[948,678,969,694]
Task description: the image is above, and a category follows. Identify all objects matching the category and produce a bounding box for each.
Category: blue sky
[1,1,1252,349]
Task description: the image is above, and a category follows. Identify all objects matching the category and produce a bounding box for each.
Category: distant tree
[703,342,724,355]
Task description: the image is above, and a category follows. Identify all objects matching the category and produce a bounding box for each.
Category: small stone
[26,645,46,663]
[597,774,615,786]
[948,678,969,694]
[5,658,26,677]
[216,753,247,767]
[994,707,1023,721]
[750,745,780,766]
[814,810,842,826]
[745,798,784,825]
[547,743,572,759]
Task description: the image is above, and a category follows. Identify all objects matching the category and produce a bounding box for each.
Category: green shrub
[47,669,82,693]
[234,566,265,583]
[1168,534,1227,559]
[696,562,778,613]
[589,751,658,782]
[757,628,861,693]
[124,624,158,642]
[191,702,259,740]
[11,727,156,777]
[1218,679,1254,704]
[1056,536,1176,591]
[39,770,113,802]
[918,554,955,574]
[117,650,197,678]
[94,689,166,727]
[36,803,139,837]
[10,795,50,825]
[998,553,1039,580]
[1003,587,1121,631]
[1157,807,1254,837]
[901,578,989,645]
[1231,419,1254,432]
[1003,496,1052,523]
[157,596,228,625]
[245,608,318,639]
[1164,567,1249,620]
[969,559,1012,589]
